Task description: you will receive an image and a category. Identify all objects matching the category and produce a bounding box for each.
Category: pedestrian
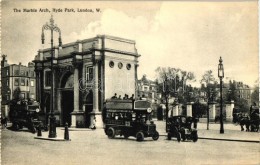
[91,117,96,130]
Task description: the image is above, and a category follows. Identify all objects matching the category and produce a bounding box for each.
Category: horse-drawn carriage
[233,106,259,132]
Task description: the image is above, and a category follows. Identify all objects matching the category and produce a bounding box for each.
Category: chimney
[1,54,8,68]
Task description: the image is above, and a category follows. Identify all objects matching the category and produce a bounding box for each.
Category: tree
[200,70,218,102]
[12,87,21,100]
[200,70,218,130]
[155,67,196,120]
[251,86,259,106]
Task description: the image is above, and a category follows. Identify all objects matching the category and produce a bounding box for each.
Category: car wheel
[31,127,36,134]
[107,127,115,139]
[12,122,20,131]
[19,125,23,129]
[167,133,172,140]
[181,131,186,141]
[177,132,181,142]
[136,131,144,142]
[152,131,159,141]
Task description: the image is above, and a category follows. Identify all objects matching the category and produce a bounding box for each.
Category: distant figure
[118,95,122,99]
[111,93,117,99]
[130,94,134,100]
[123,94,128,100]
[91,117,96,130]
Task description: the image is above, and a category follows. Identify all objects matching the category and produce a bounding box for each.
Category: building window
[30,80,34,87]
[6,70,8,76]
[14,70,19,76]
[14,78,19,86]
[6,80,9,86]
[118,62,123,69]
[86,66,93,81]
[144,86,148,91]
[21,78,25,86]
[45,71,52,87]
[6,95,10,101]
[109,61,114,68]
[126,63,131,70]
[20,70,25,76]
[26,79,29,86]
[20,93,25,99]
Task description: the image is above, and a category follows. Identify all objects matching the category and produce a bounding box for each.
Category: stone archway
[59,72,74,126]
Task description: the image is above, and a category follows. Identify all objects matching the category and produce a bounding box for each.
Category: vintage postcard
[1,1,259,165]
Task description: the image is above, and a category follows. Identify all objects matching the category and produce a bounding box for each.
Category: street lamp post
[218,57,224,134]
[41,15,62,138]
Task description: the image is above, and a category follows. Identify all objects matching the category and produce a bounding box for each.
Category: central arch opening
[60,73,74,126]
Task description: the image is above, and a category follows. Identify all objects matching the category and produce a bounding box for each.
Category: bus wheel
[107,127,115,139]
[136,131,144,142]
[152,131,159,141]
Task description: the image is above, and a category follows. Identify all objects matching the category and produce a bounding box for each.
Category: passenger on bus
[111,93,117,99]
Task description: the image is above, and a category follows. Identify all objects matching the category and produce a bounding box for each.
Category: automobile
[9,99,45,133]
[103,98,159,142]
[166,115,198,142]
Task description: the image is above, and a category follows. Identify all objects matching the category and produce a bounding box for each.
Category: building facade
[34,35,140,128]
[137,75,160,103]
[1,55,36,117]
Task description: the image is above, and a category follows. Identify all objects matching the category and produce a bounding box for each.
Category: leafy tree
[200,70,218,102]
[155,67,196,120]
[12,87,21,100]
[251,86,259,106]
[192,101,208,117]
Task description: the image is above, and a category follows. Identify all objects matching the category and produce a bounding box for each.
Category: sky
[1,1,259,87]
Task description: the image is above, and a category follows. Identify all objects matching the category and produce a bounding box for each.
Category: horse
[249,111,259,132]
[1,117,8,129]
[238,116,251,131]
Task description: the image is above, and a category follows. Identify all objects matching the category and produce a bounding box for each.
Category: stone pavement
[155,120,259,143]
[34,120,259,143]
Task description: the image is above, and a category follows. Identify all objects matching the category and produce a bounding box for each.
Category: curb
[34,137,71,141]
[198,137,259,143]
[158,134,259,143]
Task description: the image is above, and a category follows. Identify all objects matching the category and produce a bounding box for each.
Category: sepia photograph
[1,1,259,165]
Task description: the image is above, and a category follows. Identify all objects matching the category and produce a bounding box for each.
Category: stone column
[90,60,102,128]
[57,90,62,125]
[225,100,234,122]
[186,102,193,117]
[71,65,84,128]
[209,102,216,122]
[35,71,39,101]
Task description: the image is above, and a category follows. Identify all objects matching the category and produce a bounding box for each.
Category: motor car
[9,99,45,133]
[166,115,198,142]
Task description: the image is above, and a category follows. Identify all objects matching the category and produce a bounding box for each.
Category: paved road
[1,122,259,165]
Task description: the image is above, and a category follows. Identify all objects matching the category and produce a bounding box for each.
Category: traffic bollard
[37,125,42,137]
[64,122,70,140]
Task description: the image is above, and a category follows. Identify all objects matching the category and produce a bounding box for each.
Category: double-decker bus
[103,99,159,142]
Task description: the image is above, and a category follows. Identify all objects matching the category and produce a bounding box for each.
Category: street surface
[1,121,259,165]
